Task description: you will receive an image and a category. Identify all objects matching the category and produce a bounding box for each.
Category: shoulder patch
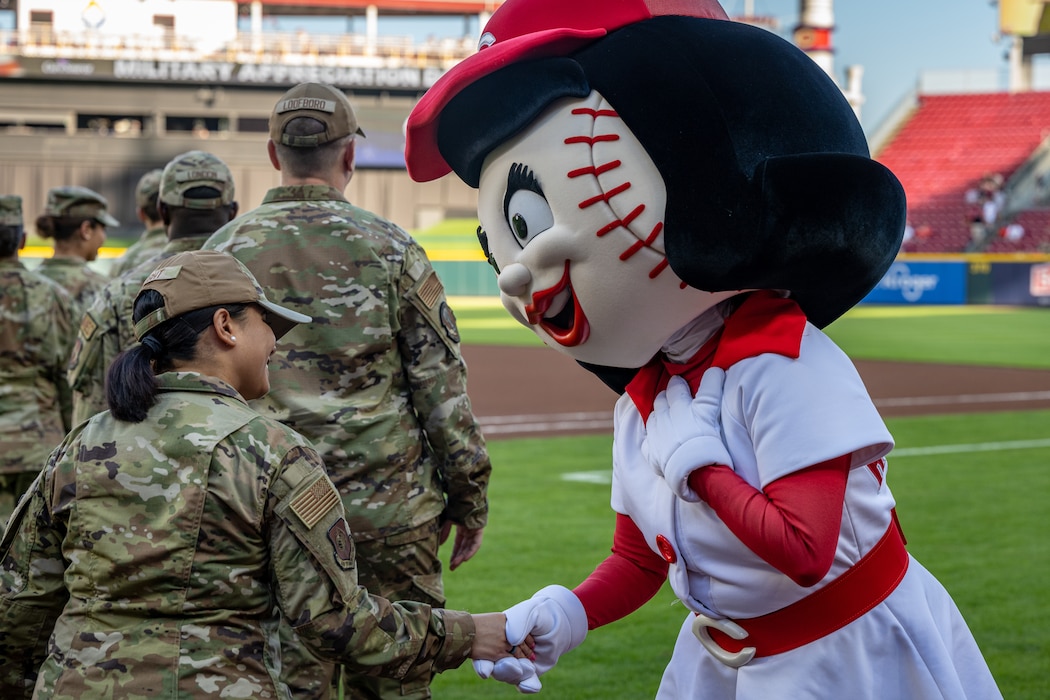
[327,517,355,569]
[439,302,460,343]
[79,313,98,342]
[290,475,340,529]
[417,270,444,309]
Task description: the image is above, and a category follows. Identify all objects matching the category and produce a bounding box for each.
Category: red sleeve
[688,455,850,586]
[573,513,668,630]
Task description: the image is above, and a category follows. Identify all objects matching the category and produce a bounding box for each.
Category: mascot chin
[406,1,1002,697]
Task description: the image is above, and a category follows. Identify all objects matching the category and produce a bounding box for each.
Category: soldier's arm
[50,288,75,432]
[266,442,476,680]
[67,285,121,425]
[0,457,71,697]
[396,243,491,530]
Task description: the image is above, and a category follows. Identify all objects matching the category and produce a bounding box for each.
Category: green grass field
[429,304,1050,699]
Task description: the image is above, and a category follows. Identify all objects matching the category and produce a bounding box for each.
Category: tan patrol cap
[159,150,235,210]
[269,82,365,147]
[134,250,311,341]
[44,186,120,227]
[0,195,22,227]
[135,168,164,209]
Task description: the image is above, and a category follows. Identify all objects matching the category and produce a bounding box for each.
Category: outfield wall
[22,247,1050,307]
[863,254,1050,307]
[435,253,1050,306]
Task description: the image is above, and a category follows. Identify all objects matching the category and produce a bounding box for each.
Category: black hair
[0,224,22,257]
[105,289,248,422]
[35,214,92,241]
[141,195,160,222]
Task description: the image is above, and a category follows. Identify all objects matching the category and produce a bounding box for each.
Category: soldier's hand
[443,524,484,570]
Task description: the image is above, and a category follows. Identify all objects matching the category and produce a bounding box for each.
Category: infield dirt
[462,345,1050,439]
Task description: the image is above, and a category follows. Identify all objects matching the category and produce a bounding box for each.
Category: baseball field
[427,302,1049,699]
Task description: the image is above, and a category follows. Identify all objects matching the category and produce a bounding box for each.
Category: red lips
[524,261,590,347]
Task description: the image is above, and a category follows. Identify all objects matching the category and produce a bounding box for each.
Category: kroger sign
[863,262,967,305]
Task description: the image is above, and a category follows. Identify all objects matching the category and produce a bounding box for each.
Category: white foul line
[875,390,1050,408]
[480,412,612,436]
[892,438,1050,457]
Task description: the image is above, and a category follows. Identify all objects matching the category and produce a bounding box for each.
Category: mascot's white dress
[404,0,1003,697]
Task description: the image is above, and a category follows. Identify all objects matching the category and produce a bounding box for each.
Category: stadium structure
[2,0,1049,304]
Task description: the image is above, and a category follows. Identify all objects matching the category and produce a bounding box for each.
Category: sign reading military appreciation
[7,57,445,92]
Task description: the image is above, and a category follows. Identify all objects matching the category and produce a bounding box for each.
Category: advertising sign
[862,261,967,305]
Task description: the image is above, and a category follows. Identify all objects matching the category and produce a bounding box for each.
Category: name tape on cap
[276,97,337,115]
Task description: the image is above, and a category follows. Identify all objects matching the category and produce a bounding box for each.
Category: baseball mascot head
[405,0,905,390]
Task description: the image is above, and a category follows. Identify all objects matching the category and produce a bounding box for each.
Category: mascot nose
[498,263,532,297]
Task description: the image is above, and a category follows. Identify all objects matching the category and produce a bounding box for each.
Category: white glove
[474,585,588,693]
[643,370,733,501]
[473,657,541,694]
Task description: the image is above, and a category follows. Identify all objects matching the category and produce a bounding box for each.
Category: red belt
[695,521,909,667]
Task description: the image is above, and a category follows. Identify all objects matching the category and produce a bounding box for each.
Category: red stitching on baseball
[597,204,642,239]
[649,258,670,279]
[571,107,619,118]
[566,102,673,280]
[567,160,621,179]
[620,221,663,258]
[565,133,620,146]
[579,181,631,210]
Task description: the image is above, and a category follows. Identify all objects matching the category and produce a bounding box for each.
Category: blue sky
[738,1,1016,133]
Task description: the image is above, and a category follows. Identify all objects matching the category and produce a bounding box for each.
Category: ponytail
[105,289,248,422]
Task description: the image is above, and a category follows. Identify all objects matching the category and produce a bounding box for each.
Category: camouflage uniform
[0,372,475,699]
[109,169,166,279]
[33,257,107,324]
[109,223,165,279]
[68,235,211,425]
[204,184,491,698]
[0,194,76,531]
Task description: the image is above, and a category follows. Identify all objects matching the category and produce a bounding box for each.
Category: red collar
[625,291,807,420]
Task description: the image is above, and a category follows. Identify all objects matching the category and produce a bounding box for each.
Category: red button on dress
[655,534,677,564]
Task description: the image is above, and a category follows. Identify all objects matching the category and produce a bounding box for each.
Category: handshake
[473,585,588,693]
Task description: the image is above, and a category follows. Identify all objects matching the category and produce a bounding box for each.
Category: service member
[0,250,525,698]
[0,194,74,531]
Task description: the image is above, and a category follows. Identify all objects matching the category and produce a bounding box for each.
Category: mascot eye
[506,190,554,247]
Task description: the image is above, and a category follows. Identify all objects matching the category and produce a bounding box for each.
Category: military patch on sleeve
[79,314,98,342]
[416,271,444,309]
[439,302,460,343]
[290,475,340,529]
[327,517,355,569]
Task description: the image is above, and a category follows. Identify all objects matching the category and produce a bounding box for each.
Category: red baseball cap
[404,0,729,182]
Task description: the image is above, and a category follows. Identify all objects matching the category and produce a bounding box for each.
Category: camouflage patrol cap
[269,82,365,147]
[44,186,120,227]
[135,168,163,209]
[0,195,22,227]
[135,250,311,341]
[159,151,235,210]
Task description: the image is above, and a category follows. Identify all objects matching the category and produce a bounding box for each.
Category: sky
[734,1,1021,134]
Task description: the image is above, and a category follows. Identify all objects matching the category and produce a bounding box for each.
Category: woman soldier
[0,250,526,699]
[33,186,115,320]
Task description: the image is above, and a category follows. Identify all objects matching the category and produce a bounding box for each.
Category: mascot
[405,1,1002,697]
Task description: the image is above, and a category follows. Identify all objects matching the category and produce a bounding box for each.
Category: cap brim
[97,212,120,227]
[405,27,606,182]
[259,298,312,340]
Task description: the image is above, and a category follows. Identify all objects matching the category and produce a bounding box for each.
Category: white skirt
[656,557,1002,699]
